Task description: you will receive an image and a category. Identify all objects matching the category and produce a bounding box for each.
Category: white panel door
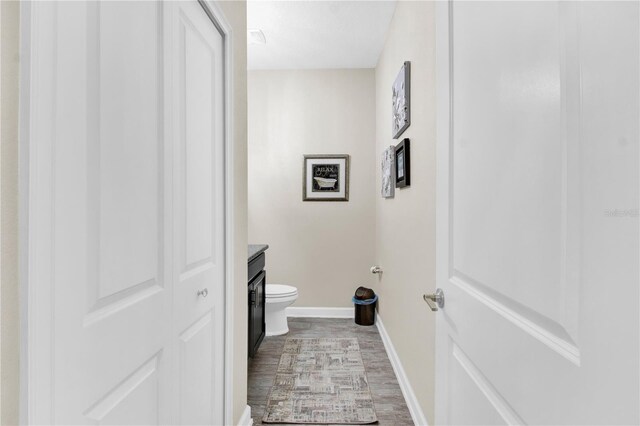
[435,1,639,424]
[25,1,226,424]
[35,2,172,423]
[170,2,225,425]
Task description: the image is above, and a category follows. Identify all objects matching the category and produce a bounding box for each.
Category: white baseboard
[286,306,354,318]
[376,315,429,426]
[238,405,252,426]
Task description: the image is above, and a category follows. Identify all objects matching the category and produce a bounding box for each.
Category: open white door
[435,1,639,424]
[22,1,227,424]
[170,2,226,425]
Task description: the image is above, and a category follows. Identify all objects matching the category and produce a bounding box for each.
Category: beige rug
[262,338,378,424]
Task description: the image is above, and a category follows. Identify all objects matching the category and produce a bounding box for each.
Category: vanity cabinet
[248,250,266,357]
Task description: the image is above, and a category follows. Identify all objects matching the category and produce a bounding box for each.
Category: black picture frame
[395,139,410,188]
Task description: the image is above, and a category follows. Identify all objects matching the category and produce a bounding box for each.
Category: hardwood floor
[247,317,415,425]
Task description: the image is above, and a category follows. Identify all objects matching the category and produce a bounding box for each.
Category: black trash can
[352,294,378,326]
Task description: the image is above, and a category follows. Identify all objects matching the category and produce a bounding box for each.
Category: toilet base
[266,327,289,337]
[265,305,290,336]
[265,285,297,337]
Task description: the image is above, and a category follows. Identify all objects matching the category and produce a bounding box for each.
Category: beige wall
[1,1,21,424]
[218,1,249,424]
[375,1,437,423]
[248,69,376,308]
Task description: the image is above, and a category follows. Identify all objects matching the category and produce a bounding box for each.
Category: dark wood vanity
[248,245,268,357]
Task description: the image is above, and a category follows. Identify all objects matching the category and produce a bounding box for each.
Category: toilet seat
[266,284,298,298]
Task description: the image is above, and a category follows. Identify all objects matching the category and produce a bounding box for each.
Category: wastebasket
[352,294,378,326]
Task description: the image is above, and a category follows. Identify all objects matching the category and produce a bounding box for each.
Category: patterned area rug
[262,338,378,424]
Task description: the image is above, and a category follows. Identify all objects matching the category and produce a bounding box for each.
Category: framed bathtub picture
[303,154,350,201]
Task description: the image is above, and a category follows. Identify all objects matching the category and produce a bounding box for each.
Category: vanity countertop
[248,244,269,263]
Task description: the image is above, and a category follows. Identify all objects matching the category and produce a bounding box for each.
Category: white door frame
[18,1,237,424]
[198,2,237,424]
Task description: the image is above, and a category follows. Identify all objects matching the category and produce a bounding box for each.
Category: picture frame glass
[311,163,340,193]
[397,150,405,179]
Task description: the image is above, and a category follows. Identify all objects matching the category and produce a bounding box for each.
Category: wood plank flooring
[247,317,414,425]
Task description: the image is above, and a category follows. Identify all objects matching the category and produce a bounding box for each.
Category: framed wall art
[395,139,410,188]
[381,146,395,198]
[392,61,411,139]
[303,155,350,201]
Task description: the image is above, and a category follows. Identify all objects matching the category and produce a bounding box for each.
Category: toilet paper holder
[370,266,383,274]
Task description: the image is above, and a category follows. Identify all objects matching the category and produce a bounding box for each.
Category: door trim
[434,1,452,424]
[197,2,236,424]
[19,2,54,422]
[18,1,237,423]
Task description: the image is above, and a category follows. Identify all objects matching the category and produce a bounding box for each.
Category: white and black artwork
[312,164,340,193]
[303,155,350,201]
[392,61,411,139]
[381,146,395,198]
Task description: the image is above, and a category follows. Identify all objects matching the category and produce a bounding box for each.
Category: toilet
[265,284,298,336]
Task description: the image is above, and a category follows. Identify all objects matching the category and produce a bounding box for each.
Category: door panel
[84,354,162,425]
[450,1,579,368]
[86,0,164,320]
[183,20,216,268]
[178,312,215,426]
[436,1,639,424]
[448,342,511,426]
[50,3,170,423]
[95,1,162,300]
[27,1,226,424]
[452,2,566,329]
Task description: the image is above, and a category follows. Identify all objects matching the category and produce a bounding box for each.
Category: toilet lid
[266,284,297,298]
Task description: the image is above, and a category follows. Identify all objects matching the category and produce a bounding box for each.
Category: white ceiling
[247,1,397,70]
